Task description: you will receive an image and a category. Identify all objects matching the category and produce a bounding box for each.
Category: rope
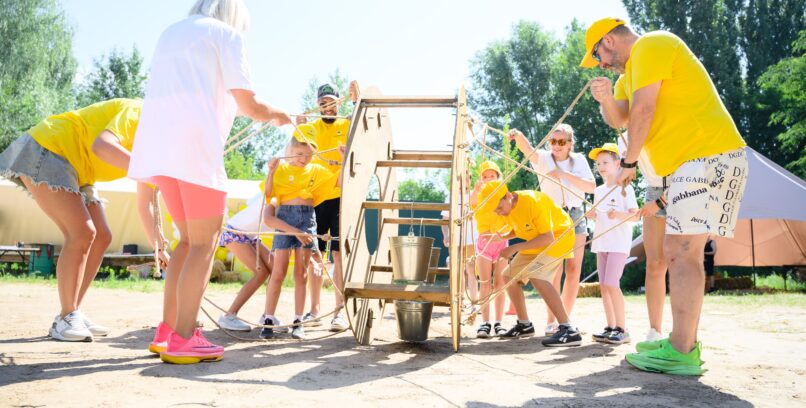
[199,304,347,343]
[463,183,628,325]
[221,226,335,241]
[463,80,593,222]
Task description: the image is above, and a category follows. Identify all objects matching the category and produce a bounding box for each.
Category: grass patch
[754,274,806,291]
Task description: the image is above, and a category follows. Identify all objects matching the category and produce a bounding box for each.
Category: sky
[64,0,629,153]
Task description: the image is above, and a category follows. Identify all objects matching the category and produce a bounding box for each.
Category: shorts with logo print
[665,148,748,238]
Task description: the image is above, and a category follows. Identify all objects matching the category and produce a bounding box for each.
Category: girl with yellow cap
[468,160,512,338]
[259,125,344,340]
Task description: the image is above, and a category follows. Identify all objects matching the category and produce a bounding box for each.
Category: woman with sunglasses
[508,124,595,336]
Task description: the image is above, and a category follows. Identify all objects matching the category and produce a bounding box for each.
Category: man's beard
[322,117,336,124]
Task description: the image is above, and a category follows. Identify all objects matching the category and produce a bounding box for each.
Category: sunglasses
[591,39,603,62]
[549,138,570,146]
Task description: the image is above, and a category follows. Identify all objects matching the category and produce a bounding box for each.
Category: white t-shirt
[441,210,479,245]
[617,138,663,188]
[128,15,253,191]
[531,150,594,209]
[591,184,638,254]
[227,193,264,231]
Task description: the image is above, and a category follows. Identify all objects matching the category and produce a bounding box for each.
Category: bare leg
[610,285,626,329]
[532,265,569,324]
[477,257,493,322]
[22,177,95,317]
[293,248,310,317]
[264,250,290,316]
[465,260,478,302]
[226,242,272,315]
[505,284,530,321]
[307,261,323,315]
[644,215,668,333]
[666,234,708,353]
[173,214,223,339]
[561,233,586,317]
[76,202,113,307]
[493,260,507,322]
[332,250,344,308]
[601,286,616,328]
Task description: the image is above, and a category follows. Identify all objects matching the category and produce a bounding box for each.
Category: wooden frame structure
[340,86,469,351]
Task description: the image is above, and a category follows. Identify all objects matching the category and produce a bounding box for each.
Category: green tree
[758,30,806,178]
[224,116,285,180]
[299,69,355,117]
[0,0,76,151]
[75,47,146,107]
[398,178,448,202]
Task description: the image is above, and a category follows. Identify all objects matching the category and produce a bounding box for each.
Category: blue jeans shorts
[566,206,588,235]
[271,205,317,250]
[0,133,102,204]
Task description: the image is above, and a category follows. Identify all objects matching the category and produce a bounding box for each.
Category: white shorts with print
[666,148,748,238]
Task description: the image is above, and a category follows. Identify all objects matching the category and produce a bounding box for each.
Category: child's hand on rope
[585,209,597,220]
[157,248,170,269]
[296,233,315,246]
[338,144,346,158]
[267,158,280,173]
[295,115,307,126]
[607,209,618,220]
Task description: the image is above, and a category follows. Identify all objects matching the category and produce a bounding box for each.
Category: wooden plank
[370,265,449,274]
[360,96,457,108]
[383,217,449,226]
[391,150,453,161]
[344,282,451,305]
[362,201,449,211]
[376,160,452,169]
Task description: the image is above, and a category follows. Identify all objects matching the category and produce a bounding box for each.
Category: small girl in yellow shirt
[260,124,344,340]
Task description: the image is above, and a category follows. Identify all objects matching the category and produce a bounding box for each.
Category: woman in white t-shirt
[618,137,669,343]
[508,124,595,335]
[129,0,291,364]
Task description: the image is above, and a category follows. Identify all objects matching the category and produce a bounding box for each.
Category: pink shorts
[476,235,508,262]
[596,252,628,288]
[152,176,227,222]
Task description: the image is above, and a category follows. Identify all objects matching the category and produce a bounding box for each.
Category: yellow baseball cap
[579,17,626,68]
[478,160,501,177]
[292,123,318,150]
[478,180,509,213]
[588,142,620,160]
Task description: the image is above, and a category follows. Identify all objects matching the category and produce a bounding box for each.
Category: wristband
[655,198,666,210]
[620,158,638,168]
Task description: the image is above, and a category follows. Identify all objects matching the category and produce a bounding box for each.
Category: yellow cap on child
[588,142,620,160]
[292,124,319,150]
[478,160,501,177]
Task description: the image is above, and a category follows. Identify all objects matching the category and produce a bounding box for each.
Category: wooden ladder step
[391,150,453,161]
[360,96,457,108]
[376,160,452,169]
[370,265,449,275]
[344,282,450,305]
[363,201,449,211]
[383,217,448,226]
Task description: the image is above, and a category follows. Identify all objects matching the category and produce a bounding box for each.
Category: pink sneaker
[160,328,224,364]
[148,322,172,354]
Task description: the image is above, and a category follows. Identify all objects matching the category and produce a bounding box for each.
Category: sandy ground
[0,282,804,408]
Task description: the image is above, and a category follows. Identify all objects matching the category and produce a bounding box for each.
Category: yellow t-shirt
[28,98,142,185]
[614,31,745,176]
[504,190,574,258]
[473,207,511,235]
[264,162,337,206]
[310,118,350,201]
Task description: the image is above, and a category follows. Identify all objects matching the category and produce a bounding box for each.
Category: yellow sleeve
[103,101,141,149]
[631,35,677,92]
[614,76,627,101]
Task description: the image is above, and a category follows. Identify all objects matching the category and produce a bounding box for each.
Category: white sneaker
[330,314,349,332]
[545,323,559,336]
[50,311,93,342]
[74,310,110,337]
[260,314,288,333]
[217,314,251,331]
[645,328,663,342]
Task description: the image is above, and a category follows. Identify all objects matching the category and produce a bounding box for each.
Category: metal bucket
[395,300,433,342]
[426,247,440,283]
[390,236,435,282]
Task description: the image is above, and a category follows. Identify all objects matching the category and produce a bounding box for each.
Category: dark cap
[317,83,340,101]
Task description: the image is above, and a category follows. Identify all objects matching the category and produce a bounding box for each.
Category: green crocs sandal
[626,339,706,376]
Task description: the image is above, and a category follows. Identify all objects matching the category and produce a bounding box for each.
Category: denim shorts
[272,205,317,250]
[0,133,101,204]
[566,206,588,235]
[645,186,667,217]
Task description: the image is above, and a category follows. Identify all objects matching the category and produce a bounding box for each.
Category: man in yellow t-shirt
[295,81,359,332]
[581,17,749,375]
[478,181,582,347]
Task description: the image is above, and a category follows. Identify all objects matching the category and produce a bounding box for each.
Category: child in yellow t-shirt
[468,161,511,338]
[259,124,344,340]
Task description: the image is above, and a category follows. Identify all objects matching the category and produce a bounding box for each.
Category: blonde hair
[554,123,575,144]
[189,0,250,33]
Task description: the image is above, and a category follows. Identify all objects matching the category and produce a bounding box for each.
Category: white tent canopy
[630,147,806,267]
